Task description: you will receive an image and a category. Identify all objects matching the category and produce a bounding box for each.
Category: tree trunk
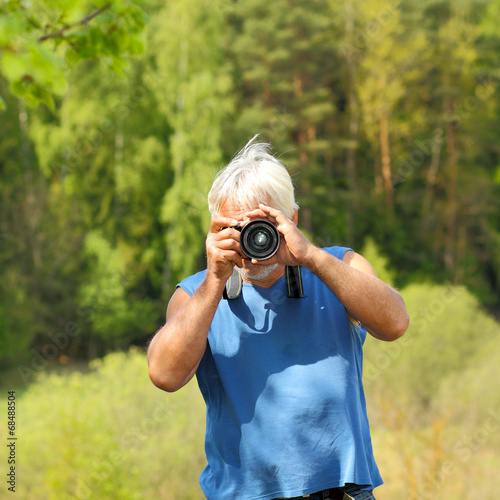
[114,128,124,226]
[345,74,359,246]
[297,128,312,234]
[374,155,383,197]
[379,111,393,215]
[421,128,443,216]
[19,100,43,273]
[444,119,458,273]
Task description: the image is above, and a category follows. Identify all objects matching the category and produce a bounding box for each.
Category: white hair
[208,136,299,218]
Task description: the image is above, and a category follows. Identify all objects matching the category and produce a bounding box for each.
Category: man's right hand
[206,216,244,281]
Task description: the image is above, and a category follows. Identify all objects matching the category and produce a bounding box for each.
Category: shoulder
[341,250,377,277]
[322,246,377,277]
[322,245,352,261]
[176,269,207,296]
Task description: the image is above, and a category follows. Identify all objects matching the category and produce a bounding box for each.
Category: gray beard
[237,263,279,281]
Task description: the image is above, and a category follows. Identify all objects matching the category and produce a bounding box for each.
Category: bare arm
[147,277,225,392]
[147,215,243,392]
[245,204,409,342]
[305,247,409,341]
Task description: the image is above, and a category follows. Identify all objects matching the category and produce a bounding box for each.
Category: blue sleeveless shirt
[177,246,382,500]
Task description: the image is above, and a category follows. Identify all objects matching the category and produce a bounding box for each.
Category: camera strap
[223,266,305,300]
[223,267,243,300]
[286,265,306,298]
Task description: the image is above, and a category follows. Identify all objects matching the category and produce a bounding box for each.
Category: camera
[234,219,280,261]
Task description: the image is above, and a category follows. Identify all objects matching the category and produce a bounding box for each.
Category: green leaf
[89,27,105,51]
[109,55,127,78]
[0,94,5,111]
[1,52,28,81]
[50,72,67,95]
[128,35,145,55]
[36,86,56,110]
[65,47,82,66]
[127,4,148,29]
[9,80,29,98]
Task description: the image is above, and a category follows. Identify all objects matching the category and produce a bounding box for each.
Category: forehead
[218,199,259,219]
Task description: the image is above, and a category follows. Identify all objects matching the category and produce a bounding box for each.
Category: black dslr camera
[233,219,280,261]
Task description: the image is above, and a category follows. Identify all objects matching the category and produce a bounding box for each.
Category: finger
[243,211,273,225]
[232,253,244,268]
[249,241,282,266]
[257,204,289,225]
[211,227,241,242]
[250,257,277,266]
[244,208,267,218]
[208,247,243,268]
[243,210,279,228]
[210,238,241,252]
[221,250,245,269]
[236,217,251,228]
[210,216,240,233]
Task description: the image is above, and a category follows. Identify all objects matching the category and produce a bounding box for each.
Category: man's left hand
[243,204,314,268]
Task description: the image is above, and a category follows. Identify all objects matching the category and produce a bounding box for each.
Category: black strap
[286,265,305,298]
[223,266,305,300]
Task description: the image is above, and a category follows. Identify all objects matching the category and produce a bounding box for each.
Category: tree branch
[38,2,112,42]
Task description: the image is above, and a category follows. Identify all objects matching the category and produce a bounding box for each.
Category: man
[148,138,409,500]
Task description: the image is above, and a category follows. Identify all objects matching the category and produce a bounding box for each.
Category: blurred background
[1,0,500,498]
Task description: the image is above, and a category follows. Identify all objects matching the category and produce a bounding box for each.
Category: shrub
[19,349,206,499]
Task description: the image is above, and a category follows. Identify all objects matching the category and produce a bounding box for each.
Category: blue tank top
[177,246,383,500]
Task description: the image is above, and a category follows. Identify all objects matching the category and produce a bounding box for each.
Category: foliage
[1,0,500,368]
[3,3,500,496]
[364,281,500,413]
[362,278,500,499]
[149,0,234,284]
[360,237,396,286]
[16,315,500,499]
[19,349,206,499]
[78,231,156,350]
[0,0,146,109]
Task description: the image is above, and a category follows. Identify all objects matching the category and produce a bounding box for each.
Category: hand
[243,204,315,268]
[205,216,244,282]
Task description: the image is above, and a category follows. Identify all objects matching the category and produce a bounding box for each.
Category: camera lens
[253,231,269,247]
[240,219,280,260]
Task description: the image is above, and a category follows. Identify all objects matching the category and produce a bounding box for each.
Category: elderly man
[148,138,409,500]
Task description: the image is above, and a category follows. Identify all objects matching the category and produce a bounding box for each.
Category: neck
[239,264,286,288]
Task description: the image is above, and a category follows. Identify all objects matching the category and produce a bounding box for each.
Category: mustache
[237,263,279,281]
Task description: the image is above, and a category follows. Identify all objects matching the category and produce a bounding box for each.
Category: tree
[353,0,426,216]
[229,0,341,237]
[0,0,146,110]
[149,0,234,285]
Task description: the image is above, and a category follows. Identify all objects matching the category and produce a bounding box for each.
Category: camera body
[234,219,280,261]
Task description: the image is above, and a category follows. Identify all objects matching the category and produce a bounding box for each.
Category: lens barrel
[240,219,280,261]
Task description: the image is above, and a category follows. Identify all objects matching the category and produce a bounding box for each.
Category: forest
[1,0,500,498]
[1,0,500,363]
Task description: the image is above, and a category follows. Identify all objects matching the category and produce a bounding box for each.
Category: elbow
[389,311,410,341]
[372,311,409,342]
[148,362,183,393]
[385,293,410,341]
